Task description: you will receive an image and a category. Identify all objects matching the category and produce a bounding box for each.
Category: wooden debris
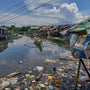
[6,72,21,78]
[60,57,79,61]
[60,56,90,61]
[36,63,48,81]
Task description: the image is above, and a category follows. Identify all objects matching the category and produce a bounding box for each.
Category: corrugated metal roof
[69,19,90,35]
[31,27,39,29]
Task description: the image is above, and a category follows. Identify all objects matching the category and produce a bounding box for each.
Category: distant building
[0,27,8,40]
[30,26,40,33]
[69,19,90,59]
[39,27,51,36]
[49,28,57,36]
[51,25,58,28]
[59,24,74,36]
[59,24,74,31]
[39,25,74,37]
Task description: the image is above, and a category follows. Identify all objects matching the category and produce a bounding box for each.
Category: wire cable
[0,0,39,20]
[0,0,53,24]
[0,0,24,15]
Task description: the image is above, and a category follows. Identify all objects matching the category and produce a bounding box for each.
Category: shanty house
[39,27,51,36]
[69,19,90,59]
[0,27,8,40]
[30,26,40,34]
[59,24,74,36]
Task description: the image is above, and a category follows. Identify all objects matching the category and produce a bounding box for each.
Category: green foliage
[1,25,31,32]
[51,38,65,44]
[9,25,15,30]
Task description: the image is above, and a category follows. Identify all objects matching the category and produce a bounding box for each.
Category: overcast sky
[0,0,89,26]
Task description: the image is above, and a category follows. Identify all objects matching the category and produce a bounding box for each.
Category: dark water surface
[0,36,71,77]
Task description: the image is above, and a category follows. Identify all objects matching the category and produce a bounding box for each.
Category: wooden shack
[39,27,50,36]
[30,26,40,34]
[0,26,8,40]
[69,19,90,59]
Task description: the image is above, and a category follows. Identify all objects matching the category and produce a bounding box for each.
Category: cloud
[59,3,84,23]
[0,12,58,26]
[35,6,64,18]
[34,2,85,24]
[14,15,58,26]
[0,0,88,26]
[44,6,60,14]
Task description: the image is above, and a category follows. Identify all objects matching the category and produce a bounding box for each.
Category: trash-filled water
[0,36,90,90]
[0,36,71,77]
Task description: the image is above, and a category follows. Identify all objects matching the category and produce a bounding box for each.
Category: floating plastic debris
[45,59,56,63]
[19,61,23,64]
[35,66,43,72]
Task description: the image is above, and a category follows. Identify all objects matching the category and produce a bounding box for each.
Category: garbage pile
[0,59,90,90]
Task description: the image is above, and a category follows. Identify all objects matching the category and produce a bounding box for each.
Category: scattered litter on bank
[0,58,90,90]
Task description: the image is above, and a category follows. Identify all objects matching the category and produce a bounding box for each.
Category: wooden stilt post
[75,58,90,90]
[75,59,81,90]
[86,83,90,90]
[60,56,90,89]
[80,58,90,78]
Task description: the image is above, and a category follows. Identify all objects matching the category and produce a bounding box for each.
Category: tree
[9,25,15,30]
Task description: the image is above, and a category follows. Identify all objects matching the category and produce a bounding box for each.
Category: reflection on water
[34,41,42,52]
[0,36,71,77]
[0,40,8,53]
